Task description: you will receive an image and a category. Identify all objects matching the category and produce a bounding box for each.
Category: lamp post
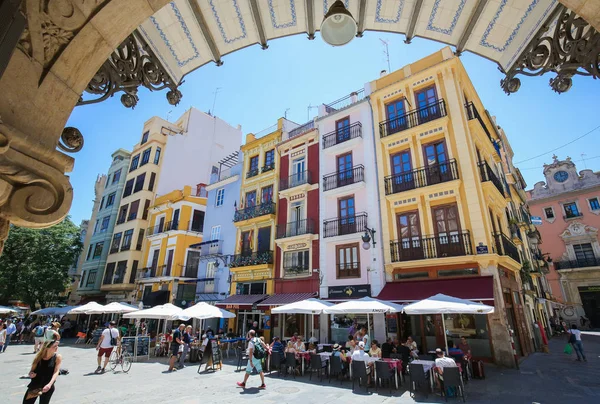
[321,0,357,46]
[361,226,376,250]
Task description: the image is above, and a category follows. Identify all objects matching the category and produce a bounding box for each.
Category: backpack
[35,326,45,337]
[252,338,265,359]
[109,329,118,346]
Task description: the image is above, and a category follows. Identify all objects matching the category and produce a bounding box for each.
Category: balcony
[555,257,600,270]
[322,122,362,149]
[384,159,458,195]
[478,161,505,196]
[379,99,447,138]
[323,165,365,191]
[193,239,222,256]
[390,231,473,262]
[288,120,315,139]
[324,89,365,113]
[233,202,276,222]
[492,233,521,263]
[280,171,314,191]
[563,212,583,220]
[323,212,368,238]
[181,264,198,278]
[283,262,310,277]
[464,102,499,153]
[277,219,316,239]
[337,262,360,278]
[261,163,275,173]
[147,220,202,236]
[246,168,259,179]
[229,250,274,268]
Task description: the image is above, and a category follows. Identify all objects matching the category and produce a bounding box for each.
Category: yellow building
[101,117,170,303]
[136,185,207,306]
[372,48,529,366]
[216,119,286,340]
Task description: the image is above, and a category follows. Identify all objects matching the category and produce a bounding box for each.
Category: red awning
[377,276,495,304]
[215,294,268,310]
[257,293,316,307]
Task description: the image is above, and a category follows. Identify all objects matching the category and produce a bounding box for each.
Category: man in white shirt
[95,321,120,374]
[2,319,16,352]
[308,333,318,344]
[351,342,372,384]
[434,348,457,388]
[569,324,587,362]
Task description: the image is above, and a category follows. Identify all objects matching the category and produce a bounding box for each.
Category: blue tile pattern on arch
[479,0,540,52]
[209,0,247,44]
[323,0,349,15]
[375,0,405,24]
[268,0,297,29]
[149,2,200,68]
[426,0,467,35]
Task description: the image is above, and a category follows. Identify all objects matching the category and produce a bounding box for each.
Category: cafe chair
[236,346,248,372]
[351,360,369,393]
[329,355,343,384]
[408,363,429,398]
[309,354,327,382]
[284,352,297,379]
[375,361,396,393]
[440,367,466,402]
[270,351,284,376]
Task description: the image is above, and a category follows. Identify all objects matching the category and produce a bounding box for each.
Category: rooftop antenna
[166,110,173,121]
[581,153,587,169]
[307,104,319,121]
[284,108,290,119]
[212,87,222,116]
[380,38,391,73]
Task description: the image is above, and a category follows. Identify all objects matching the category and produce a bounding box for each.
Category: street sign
[531,216,542,225]
[476,245,489,254]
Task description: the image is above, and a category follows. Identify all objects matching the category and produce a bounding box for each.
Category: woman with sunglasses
[23,340,62,403]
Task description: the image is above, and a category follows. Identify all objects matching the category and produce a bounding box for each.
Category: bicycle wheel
[121,352,132,373]
[108,350,118,371]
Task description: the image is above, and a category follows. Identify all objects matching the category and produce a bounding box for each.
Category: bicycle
[109,347,132,373]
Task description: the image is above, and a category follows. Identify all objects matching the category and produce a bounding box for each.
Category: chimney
[380,70,387,77]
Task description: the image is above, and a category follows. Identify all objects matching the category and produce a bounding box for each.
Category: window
[248,155,259,177]
[136,229,145,250]
[148,172,156,192]
[190,210,204,232]
[128,200,140,221]
[142,199,150,220]
[99,196,105,211]
[112,168,121,184]
[86,271,97,287]
[264,150,275,171]
[121,229,133,251]
[257,226,271,253]
[573,243,595,264]
[130,154,140,172]
[210,225,221,241]
[261,185,273,204]
[85,244,94,261]
[93,219,100,234]
[117,205,128,224]
[129,260,139,284]
[123,179,134,197]
[236,282,266,295]
[141,131,149,144]
[437,268,478,277]
[141,148,151,166]
[92,242,104,259]
[216,188,225,207]
[172,208,180,229]
[563,202,581,219]
[79,271,86,287]
[283,250,310,275]
[589,198,600,211]
[114,261,127,284]
[245,190,257,208]
[154,147,161,164]
[544,207,555,219]
[106,192,116,208]
[103,263,115,284]
[395,271,429,280]
[336,243,360,278]
[106,174,111,185]
[100,216,110,232]
[110,233,122,253]
[134,173,146,193]
[206,262,216,284]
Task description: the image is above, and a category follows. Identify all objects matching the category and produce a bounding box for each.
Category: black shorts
[171,344,180,356]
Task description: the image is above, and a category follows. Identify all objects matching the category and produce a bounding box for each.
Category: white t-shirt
[435,356,458,369]
[247,338,256,356]
[100,328,119,349]
[569,329,582,341]
[351,349,369,361]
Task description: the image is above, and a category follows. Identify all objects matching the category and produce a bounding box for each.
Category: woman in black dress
[23,340,62,404]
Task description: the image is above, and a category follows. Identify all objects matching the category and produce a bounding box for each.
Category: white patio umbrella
[0,305,17,314]
[403,293,494,354]
[31,306,78,316]
[123,303,183,320]
[173,302,235,320]
[86,302,139,315]
[271,298,334,314]
[68,302,105,314]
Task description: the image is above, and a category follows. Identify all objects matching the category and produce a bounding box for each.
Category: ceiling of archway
[137,0,560,84]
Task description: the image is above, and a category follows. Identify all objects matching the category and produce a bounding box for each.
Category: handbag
[564,343,573,355]
[25,388,43,400]
[568,333,576,344]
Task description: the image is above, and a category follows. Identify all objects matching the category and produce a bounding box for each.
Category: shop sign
[531,216,543,225]
[226,305,240,309]
[476,245,489,254]
[106,294,126,302]
[328,284,371,299]
[286,242,308,251]
[578,285,600,293]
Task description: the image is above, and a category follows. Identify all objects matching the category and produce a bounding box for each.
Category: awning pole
[443,314,449,354]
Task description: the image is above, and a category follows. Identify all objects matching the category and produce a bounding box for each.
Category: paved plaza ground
[1,334,600,404]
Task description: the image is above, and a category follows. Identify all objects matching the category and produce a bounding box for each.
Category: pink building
[528,156,600,328]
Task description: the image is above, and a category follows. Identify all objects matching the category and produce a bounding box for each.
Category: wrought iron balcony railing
[277,219,316,239]
[336,262,360,278]
[492,233,521,263]
[324,89,365,112]
[280,171,314,191]
[478,161,505,196]
[229,250,274,268]
[323,212,368,238]
[283,263,310,276]
[322,122,362,149]
[193,239,222,256]
[390,231,473,262]
[246,168,259,179]
[261,163,275,173]
[465,102,496,145]
[233,202,276,222]
[379,99,447,138]
[323,165,365,191]
[384,159,458,195]
[555,257,600,270]
[288,120,315,138]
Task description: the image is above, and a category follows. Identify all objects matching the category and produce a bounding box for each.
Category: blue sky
[66,32,600,224]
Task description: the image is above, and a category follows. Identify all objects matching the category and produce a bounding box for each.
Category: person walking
[95,321,120,374]
[237,330,266,390]
[44,323,61,343]
[23,340,62,404]
[0,323,7,352]
[2,319,16,352]
[568,324,587,362]
[168,324,185,372]
[178,325,192,369]
[33,324,47,353]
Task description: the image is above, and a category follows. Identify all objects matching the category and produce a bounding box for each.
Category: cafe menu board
[121,336,150,361]
[386,314,398,334]
[121,337,135,357]
[137,336,150,358]
[211,340,222,365]
[91,329,103,345]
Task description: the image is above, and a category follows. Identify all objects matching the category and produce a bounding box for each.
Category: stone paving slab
[1,334,599,403]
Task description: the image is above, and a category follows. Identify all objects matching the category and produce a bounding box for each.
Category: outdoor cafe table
[296,351,312,375]
[410,360,436,390]
[220,337,245,358]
